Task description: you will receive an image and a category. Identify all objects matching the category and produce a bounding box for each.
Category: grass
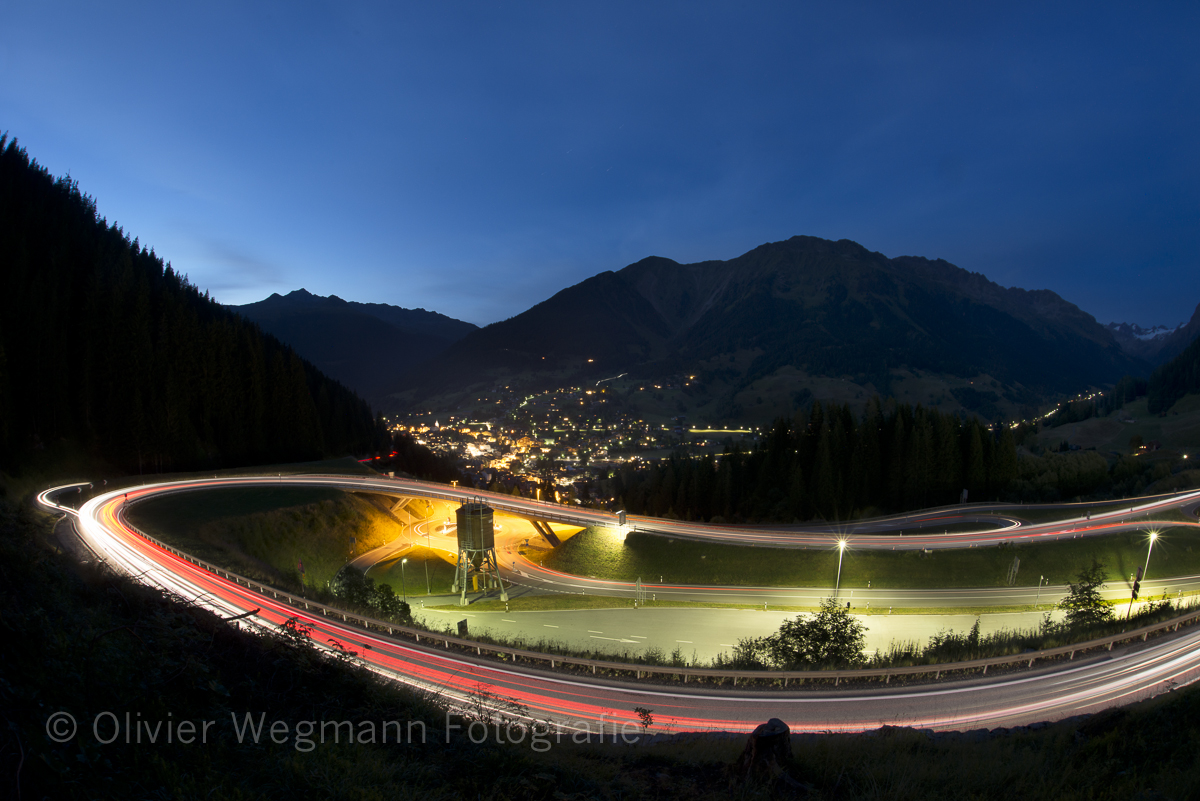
[1038,394,1200,454]
[544,525,1200,590]
[368,545,460,596]
[127,486,402,590]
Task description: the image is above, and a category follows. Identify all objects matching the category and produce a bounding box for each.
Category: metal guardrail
[119,505,1200,688]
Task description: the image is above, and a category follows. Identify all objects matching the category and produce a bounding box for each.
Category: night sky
[4,2,1197,328]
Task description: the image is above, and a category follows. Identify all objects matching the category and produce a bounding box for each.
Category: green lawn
[543,525,1200,589]
[368,545,461,597]
[127,486,402,590]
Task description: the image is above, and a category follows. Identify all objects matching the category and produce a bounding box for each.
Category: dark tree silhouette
[0,134,389,473]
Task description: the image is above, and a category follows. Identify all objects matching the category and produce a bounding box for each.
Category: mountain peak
[412,234,1146,418]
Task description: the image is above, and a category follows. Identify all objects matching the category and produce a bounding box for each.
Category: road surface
[38,479,1200,735]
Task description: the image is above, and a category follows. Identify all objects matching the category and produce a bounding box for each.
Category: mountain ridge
[1107,302,1200,365]
[229,290,477,403]
[398,235,1150,421]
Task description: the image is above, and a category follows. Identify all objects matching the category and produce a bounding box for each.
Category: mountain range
[388,236,1156,422]
[1105,304,1200,365]
[232,237,1200,425]
[229,290,477,402]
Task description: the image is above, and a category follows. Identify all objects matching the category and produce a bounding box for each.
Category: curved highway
[79,473,1200,610]
[38,478,1200,735]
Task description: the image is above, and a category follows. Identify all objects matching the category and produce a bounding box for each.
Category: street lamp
[401,557,408,603]
[1035,575,1048,607]
[1143,530,1159,586]
[424,530,431,595]
[835,539,848,596]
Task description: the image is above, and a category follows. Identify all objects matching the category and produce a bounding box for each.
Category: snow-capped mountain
[1106,305,1200,365]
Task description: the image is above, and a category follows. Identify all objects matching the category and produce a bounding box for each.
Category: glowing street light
[401,557,408,603]
[835,539,848,596]
[1143,530,1159,585]
[424,530,431,595]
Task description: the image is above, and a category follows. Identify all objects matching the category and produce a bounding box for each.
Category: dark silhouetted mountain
[1107,302,1200,365]
[406,236,1147,417]
[229,290,477,402]
[0,135,388,473]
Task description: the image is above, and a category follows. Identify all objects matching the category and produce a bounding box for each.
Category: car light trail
[39,479,1200,736]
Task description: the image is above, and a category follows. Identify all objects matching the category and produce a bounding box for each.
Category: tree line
[0,134,389,474]
[600,398,1018,522]
[1148,334,1200,414]
[1044,336,1200,427]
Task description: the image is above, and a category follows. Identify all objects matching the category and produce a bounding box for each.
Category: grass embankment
[370,546,460,596]
[127,486,401,591]
[545,526,1200,589]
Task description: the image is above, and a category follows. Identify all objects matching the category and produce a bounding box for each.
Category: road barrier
[115,503,1200,689]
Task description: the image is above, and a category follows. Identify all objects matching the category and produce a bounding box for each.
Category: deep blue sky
[4,2,1198,328]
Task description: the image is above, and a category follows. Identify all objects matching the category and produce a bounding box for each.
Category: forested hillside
[602,399,1018,522]
[1148,333,1200,413]
[0,135,387,474]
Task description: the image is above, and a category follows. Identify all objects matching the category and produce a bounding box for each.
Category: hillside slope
[230,289,477,402]
[0,135,387,474]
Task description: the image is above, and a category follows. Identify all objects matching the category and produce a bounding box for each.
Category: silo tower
[451,500,508,606]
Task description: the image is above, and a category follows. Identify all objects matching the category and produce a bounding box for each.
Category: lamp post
[424,530,431,595]
[835,539,847,596]
[401,557,408,603]
[1143,530,1159,585]
[1034,575,1048,606]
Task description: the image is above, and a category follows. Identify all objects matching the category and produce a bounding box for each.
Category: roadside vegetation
[721,561,1196,672]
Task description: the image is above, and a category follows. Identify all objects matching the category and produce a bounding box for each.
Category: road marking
[720,644,735,647]
[630,635,647,639]
[588,630,603,633]
[543,624,559,628]
[502,619,516,623]
[590,635,639,643]
[675,640,693,644]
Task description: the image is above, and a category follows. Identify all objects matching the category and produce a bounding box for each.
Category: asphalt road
[38,479,1200,735]
[415,604,1075,662]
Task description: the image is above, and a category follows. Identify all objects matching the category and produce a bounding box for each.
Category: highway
[38,478,1200,735]
[57,473,1200,612]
